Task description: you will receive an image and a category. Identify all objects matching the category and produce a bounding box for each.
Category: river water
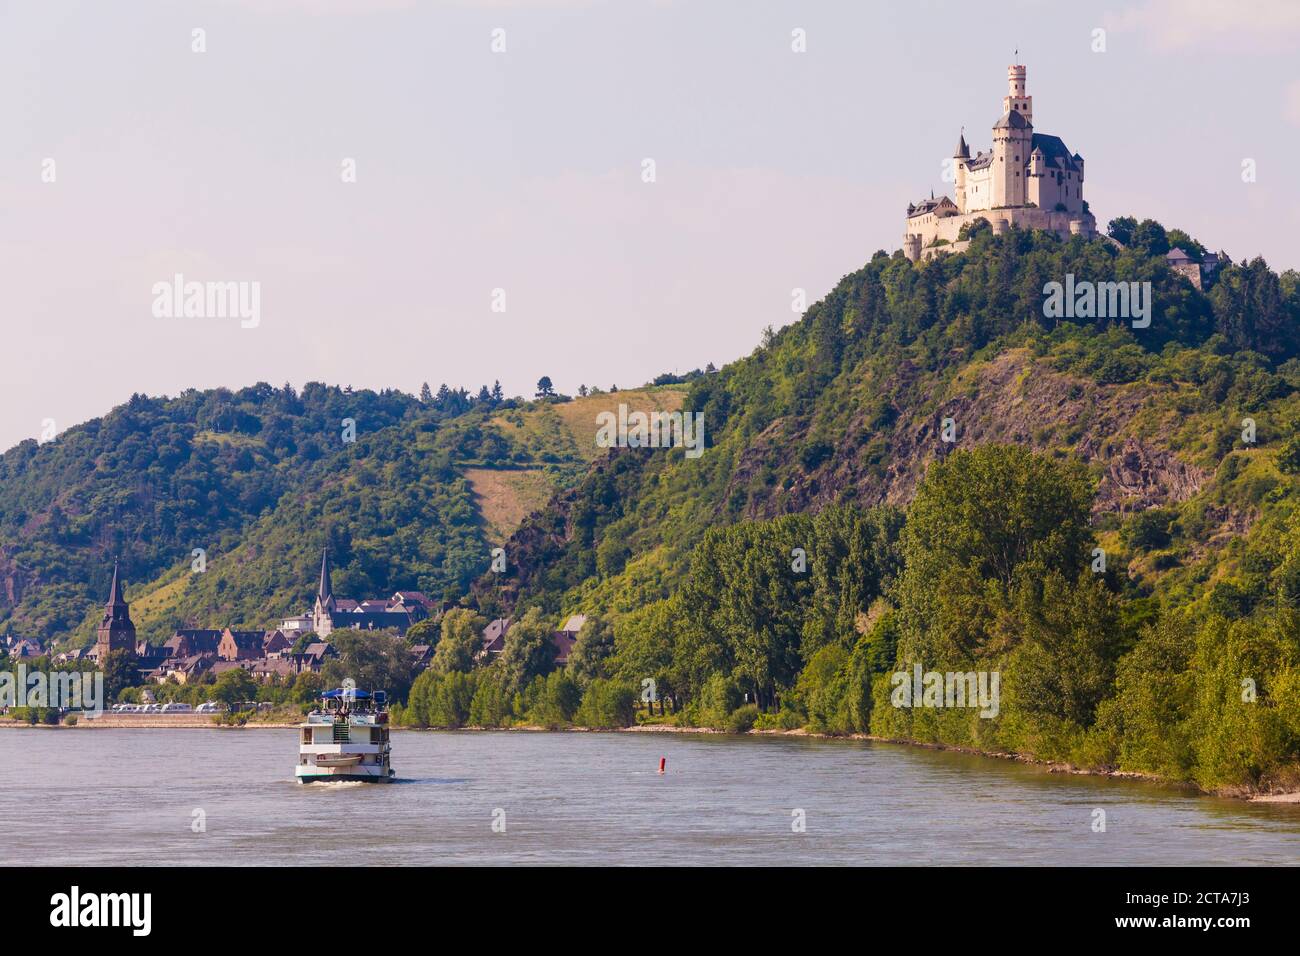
[3,728,1299,865]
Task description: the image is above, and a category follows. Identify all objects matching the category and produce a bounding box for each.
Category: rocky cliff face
[0,548,36,612]
[491,345,1233,617]
[726,349,1212,521]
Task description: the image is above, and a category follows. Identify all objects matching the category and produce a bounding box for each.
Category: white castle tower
[903,62,1096,261]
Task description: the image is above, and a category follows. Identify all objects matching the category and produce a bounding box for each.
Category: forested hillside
[8,214,1300,793]
[0,378,684,643]
[466,219,1300,792]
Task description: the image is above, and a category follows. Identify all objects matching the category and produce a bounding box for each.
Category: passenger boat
[295,687,394,783]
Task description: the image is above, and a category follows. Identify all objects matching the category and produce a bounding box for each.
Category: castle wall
[1029,168,1085,215]
[904,207,1097,261]
[964,165,996,212]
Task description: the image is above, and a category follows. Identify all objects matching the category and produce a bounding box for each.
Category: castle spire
[954,129,969,159]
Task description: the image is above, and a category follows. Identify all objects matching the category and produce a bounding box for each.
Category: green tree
[100,649,139,702]
[428,672,477,727]
[574,679,637,728]
[1123,508,1174,551]
[1107,216,1137,246]
[792,644,852,734]
[468,668,512,727]
[408,670,478,728]
[291,671,324,705]
[321,630,418,703]
[404,617,440,647]
[897,445,1094,666]
[690,672,743,730]
[498,607,556,695]
[612,598,683,712]
[567,615,615,683]
[1004,570,1124,728]
[520,671,581,728]
[212,668,258,709]
[679,514,814,710]
[430,608,487,674]
[801,504,904,655]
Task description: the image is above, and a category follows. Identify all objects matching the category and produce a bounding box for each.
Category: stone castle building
[903,63,1097,261]
[92,559,136,661]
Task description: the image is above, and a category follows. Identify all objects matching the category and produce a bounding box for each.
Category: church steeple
[313,548,336,637]
[318,548,333,602]
[107,558,126,607]
[95,558,136,660]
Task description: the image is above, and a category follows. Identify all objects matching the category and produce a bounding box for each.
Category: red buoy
[658,757,666,774]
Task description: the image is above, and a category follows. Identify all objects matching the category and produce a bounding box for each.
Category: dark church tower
[95,559,137,660]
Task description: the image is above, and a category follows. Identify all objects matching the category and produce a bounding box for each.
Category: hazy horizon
[4,0,1299,452]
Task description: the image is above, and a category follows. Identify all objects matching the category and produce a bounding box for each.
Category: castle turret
[991,106,1031,207]
[992,62,1034,207]
[1003,63,1032,125]
[953,131,970,212]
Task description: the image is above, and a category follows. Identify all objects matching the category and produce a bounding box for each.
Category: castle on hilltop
[903,63,1097,261]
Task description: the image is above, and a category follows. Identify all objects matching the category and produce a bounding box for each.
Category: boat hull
[295,765,395,784]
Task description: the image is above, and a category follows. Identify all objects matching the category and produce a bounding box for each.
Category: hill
[494,222,1300,618]
[0,380,685,644]
[8,216,1300,792]
[467,219,1300,792]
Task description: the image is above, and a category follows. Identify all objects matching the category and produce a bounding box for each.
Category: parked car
[161,702,193,713]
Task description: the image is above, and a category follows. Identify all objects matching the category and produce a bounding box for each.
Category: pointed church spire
[318,548,332,600]
[107,558,125,607]
[96,557,136,659]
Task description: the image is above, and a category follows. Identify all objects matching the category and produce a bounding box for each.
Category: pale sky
[3,0,1298,452]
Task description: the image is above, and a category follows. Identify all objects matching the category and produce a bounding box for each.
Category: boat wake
[302,780,370,790]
